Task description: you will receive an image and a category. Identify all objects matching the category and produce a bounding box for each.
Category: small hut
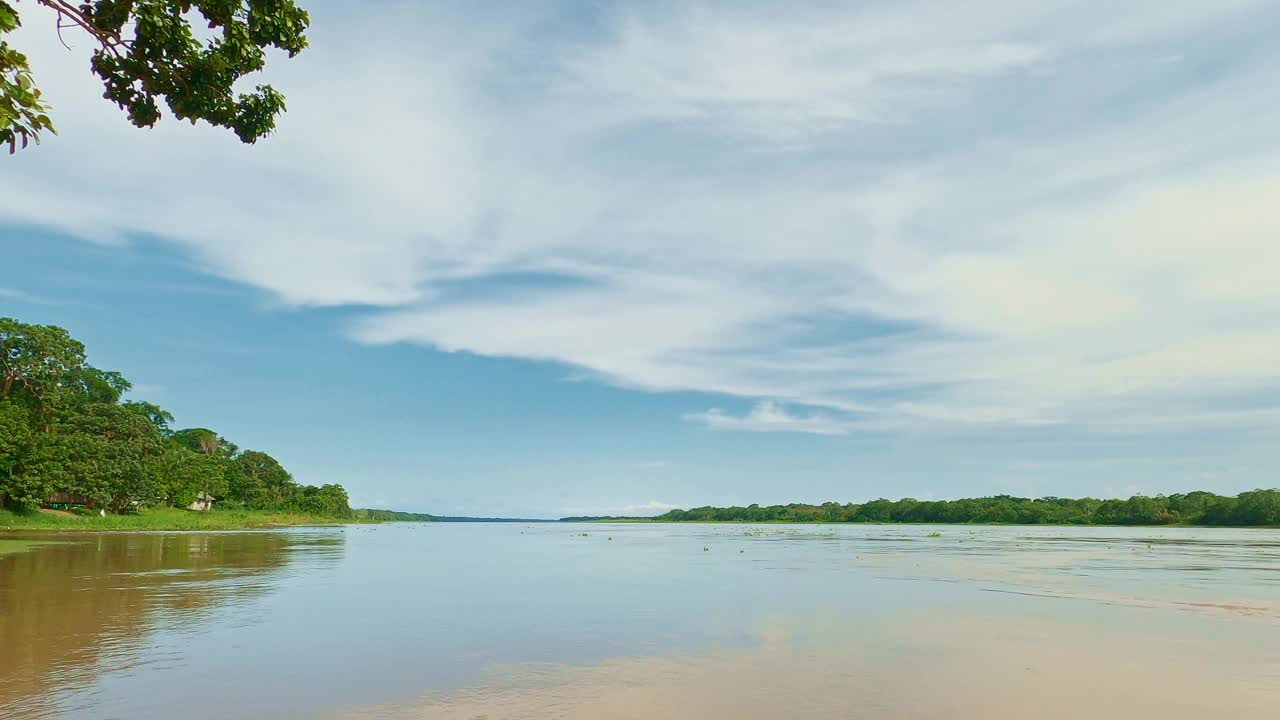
[45,493,89,510]
[187,492,216,512]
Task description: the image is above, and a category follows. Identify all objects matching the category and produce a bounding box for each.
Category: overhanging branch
[35,0,127,58]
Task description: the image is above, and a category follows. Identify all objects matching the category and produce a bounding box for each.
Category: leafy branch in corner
[1,0,310,153]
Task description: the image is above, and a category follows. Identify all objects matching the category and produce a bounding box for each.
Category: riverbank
[577,518,1280,528]
[0,507,368,532]
[642,491,1280,527]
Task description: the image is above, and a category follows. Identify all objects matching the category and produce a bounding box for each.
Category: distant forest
[653,491,1280,526]
[352,509,555,522]
[352,509,435,522]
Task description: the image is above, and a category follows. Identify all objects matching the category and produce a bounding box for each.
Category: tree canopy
[655,492,1280,527]
[1,0,310,152]
[0,316,350,517]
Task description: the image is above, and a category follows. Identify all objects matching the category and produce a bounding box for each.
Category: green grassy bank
[0,507,368,532]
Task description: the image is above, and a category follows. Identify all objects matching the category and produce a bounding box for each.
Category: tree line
[656,491,1280,527]
[0,317,350,516]
[351,509,434,522]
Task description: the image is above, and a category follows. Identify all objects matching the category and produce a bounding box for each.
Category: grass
[0,507,367,532]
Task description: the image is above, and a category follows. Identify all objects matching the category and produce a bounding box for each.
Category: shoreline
[574,518,1280,529]
[0,508,374,533]
[6,511,1277,532]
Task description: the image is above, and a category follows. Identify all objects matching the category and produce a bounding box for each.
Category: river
[2,523,1278,718]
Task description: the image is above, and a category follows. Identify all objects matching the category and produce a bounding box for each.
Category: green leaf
[1,0,310,148]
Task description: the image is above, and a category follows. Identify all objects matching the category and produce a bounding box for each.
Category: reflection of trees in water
[0,531,345,718]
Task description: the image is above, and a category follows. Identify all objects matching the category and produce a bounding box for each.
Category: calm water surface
[2,523,1279,719]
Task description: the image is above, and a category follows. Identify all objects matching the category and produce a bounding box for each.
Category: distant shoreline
[565,518,1280,529]
[10,491,1280,532]
[603,491,1280,528]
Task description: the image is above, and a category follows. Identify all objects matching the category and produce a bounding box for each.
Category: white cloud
[562,4,1045,143]
[4,1,1280,439]
[560,500,682,517]
[686,401,866,436]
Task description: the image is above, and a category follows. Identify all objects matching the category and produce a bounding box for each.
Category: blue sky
[3,1,1279,516]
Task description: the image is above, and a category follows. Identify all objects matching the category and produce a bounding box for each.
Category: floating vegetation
[927,532,943,538]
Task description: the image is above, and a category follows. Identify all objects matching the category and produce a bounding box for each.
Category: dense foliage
[1,0,310,151]
[0,317,349,516]
[657,492,1280,527]
[351,508,435,522]
[0,2,54,151]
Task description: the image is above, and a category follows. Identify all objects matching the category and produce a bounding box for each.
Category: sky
[3,1,1279,517]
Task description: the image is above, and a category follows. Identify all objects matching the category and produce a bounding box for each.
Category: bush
[171,488,197,509]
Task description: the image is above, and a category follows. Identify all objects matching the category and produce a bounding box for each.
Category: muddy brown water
[2,524,1278,718]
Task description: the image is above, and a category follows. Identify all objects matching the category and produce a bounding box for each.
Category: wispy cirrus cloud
[4,0,1280,442]
[562,4,1046,143]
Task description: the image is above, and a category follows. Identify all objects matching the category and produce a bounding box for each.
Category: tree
[52,403,165,511]
[0,316,88,420]
[857,499,893,523]
[1229,490,1280,526]
[230,449,292,508]
[149,445,226,506]
[1,317,352,516]
[62,366,131,405]
[0,398,33,506]
[1167,492,1214,524]
[1,0,310,151]
[288,483,349,517]
[651,491,1278,527]
[0,429,64,509]
[171,427,236,458]
[123,400,174,435]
